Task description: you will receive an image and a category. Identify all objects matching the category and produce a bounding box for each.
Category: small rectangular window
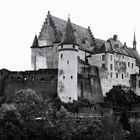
[102,63,105,68]
[41,78,45,82]
[61,54,63,59]
[31,77,35,81]
[122,74,124,79]
[50,76,54,81]
[128,62,130,67]
[102,55,105,61]
[17,77,20,80]
[116,73,118,78]
[67,60,69,64]
[110,64,113,70]
[110,55,112,61]
[132,63,133,68]
[110,72,113,78]
[71,76,73,79]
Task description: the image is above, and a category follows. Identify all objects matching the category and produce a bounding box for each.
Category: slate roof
[38,12,140,66]
[38,12,95,52]
[94,37,140,66]
[127,48,140,66]
[60,17,77,45]
[31,35,39,48]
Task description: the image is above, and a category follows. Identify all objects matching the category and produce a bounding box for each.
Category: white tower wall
[58,44,78,103]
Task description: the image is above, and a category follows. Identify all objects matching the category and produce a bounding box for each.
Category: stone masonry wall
[78,62,103,103]
[0,69,58,101]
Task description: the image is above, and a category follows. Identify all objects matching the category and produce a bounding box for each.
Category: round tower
[58,17,79,103]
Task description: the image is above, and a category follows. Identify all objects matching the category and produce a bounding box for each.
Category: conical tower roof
[60,17,77,45]
[31,35,39,48]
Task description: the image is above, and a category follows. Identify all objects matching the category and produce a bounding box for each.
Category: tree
[0,103,26,140]
[106,86,139,111]
[12,89,45,120]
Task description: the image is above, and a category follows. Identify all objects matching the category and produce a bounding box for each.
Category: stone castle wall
[0,69,58,101]
[31,44,58,70]
[78,61,103,103]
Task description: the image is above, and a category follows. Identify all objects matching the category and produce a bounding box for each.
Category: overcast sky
[0,0,139,71]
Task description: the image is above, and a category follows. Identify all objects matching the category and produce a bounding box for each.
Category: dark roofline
[31,45,53,49]
[58,43,79,46]
[92,51,136,59]
[79,47,92,53]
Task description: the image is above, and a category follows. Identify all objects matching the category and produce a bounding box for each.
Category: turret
[57,17,79,103]
[31,35,39,70]
[133,31,137,49]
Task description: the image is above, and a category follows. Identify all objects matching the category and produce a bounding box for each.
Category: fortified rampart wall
[0,69,58,101]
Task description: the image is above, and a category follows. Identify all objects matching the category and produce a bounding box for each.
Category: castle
[0,11,140,103]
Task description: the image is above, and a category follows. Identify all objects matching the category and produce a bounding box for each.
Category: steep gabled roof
[38,12,96,52]
[94,37,136,57]
[37,12,140,64]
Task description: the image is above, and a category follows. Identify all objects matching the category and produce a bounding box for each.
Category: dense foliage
[0,88,140,140]
[105,86,140,111]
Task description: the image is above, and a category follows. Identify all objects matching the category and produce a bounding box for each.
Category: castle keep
[0,11,140,103]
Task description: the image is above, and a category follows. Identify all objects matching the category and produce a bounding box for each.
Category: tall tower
[133,31,137,49]
[31,35,39,70]
[57,17,79,103]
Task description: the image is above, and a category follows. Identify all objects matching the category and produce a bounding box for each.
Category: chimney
[113,34,118,41]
